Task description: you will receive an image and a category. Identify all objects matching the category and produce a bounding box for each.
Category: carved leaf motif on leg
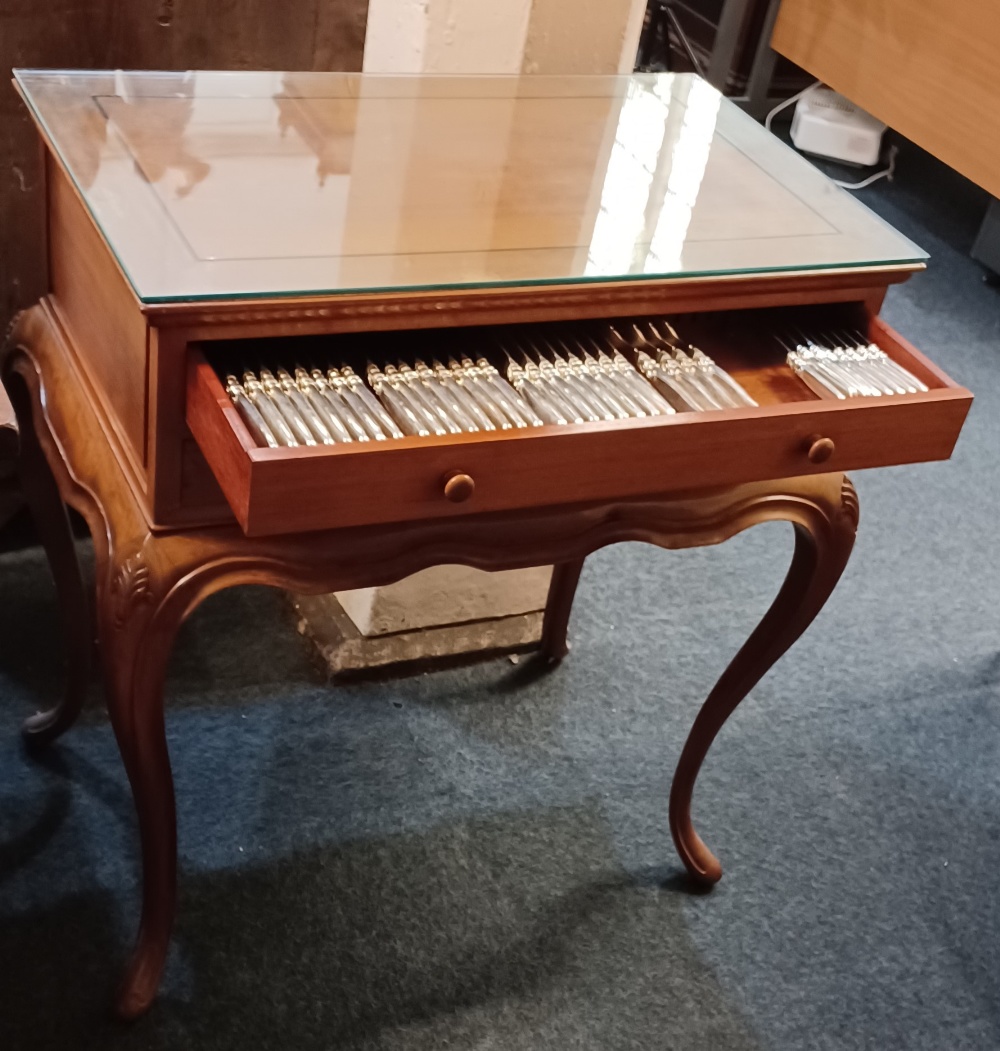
[110,551,154,629]
[840,477,860,530]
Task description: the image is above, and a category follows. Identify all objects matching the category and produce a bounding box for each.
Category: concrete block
[335,564,552,636]
[293,590,543,677]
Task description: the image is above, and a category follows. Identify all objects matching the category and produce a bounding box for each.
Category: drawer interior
[198,301,952,440]
[186,302,971,536]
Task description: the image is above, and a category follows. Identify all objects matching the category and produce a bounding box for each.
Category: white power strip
[790,86,886,167]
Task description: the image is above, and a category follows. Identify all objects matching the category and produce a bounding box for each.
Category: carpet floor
[1,137,998,1050]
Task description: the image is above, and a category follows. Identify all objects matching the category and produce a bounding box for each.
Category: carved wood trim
[840,476,860,530]
[143,265,921,333]
[109,550,154,629]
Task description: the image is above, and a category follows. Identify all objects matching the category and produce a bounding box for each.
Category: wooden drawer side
[48,162,149,482]
[185,357,254,528]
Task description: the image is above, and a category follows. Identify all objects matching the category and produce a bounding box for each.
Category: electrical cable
[832,145,898,189]
[764,81,897,192]
[764,80,821,132]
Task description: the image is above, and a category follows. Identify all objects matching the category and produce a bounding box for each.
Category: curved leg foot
[540,558,585,663]
[111,685,176,1021]
[669,479,859,885]
[2,363,93,747]
[94,541,183,1020]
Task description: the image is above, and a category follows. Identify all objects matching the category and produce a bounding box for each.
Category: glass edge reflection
[138,257,929,305]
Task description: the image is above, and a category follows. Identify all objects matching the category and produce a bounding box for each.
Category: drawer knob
[443,472,475,503]
[807,436,836,464]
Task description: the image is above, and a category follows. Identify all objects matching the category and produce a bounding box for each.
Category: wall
[364,0,645,74]
[364,0,533,73]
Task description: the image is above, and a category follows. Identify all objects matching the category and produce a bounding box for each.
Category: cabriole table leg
[2,341,93,747]
[668,477,859,884]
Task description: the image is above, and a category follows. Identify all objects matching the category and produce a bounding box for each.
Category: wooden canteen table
[2,69,972,1017]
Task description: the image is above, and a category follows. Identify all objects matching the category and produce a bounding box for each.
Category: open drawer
[186,307,972,537]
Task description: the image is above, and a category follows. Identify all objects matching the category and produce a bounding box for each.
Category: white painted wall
[362,0,432,73]
[364,0,644,75]
[364,0,533,74]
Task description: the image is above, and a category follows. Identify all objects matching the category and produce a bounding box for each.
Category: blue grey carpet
[1,137,999,1049]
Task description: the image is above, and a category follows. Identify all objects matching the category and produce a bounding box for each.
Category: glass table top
[14,69,926,304]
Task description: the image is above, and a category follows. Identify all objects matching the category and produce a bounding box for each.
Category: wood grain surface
[773,0,1000,199]
[48,161,149,474]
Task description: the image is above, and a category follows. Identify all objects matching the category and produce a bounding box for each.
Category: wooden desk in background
[772,0,1000,200]
[772,0,1000,272]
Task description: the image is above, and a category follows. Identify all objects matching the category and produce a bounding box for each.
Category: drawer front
[186,315,972,537]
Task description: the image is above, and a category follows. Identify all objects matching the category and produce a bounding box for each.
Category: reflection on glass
[647,77,720,271]
[102,71,210,199]
[14,69,927,302]
[585,82,668,276]
[274,73,358,186]
[585,76,721,277]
